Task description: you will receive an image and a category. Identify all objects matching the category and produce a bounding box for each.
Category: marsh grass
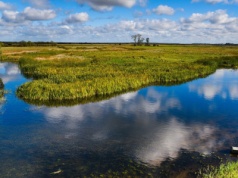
[1,44,238,105]
[202,161,238,178]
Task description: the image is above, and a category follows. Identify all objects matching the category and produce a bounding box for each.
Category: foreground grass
[203,162,238,178]
[1,44,238,105]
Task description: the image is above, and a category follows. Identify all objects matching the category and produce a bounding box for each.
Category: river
[0,62,238,177]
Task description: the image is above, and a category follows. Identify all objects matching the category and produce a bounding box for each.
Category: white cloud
[76,0,136,11]
[23,7,56,21]
[152,5,175,15]
[24,0,50,8]
[1,8,238,43]
[0,1,12,10]
[178,10,238,43]
[1,7,56,23]
[2,10,25,23]
[65,12,89,24]
[183,10,235,24]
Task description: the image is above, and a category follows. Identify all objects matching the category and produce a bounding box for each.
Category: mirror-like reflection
[0,63,22,84]
[1,63,238,177]
[189,69,238,100]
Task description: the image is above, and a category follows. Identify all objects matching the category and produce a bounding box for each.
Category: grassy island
[1,44,238,105]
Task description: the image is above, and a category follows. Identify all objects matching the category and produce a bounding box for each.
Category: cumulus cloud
[2,10,25,23]
[65,12,89,24]
[192,0,238,4]
[178,9,238,42]
[23,7,56,21]
[76,0,136,11]
[152,5,175,15]
[182,10,235,24]
[24,0,50,8]
[1,8,238,43]
[102,19,177,33]
[1,7,56,23]
[0,1,12,10]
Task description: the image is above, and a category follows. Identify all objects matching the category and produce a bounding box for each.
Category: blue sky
[0,0,238,43]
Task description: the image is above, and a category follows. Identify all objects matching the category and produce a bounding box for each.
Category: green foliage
[203,162,238,178]
[1,44,238,105]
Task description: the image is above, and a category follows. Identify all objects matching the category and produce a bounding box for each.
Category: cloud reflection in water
[189,69,238,100]
[30,85,227,166]
[0,63,21,84]
[135,118,220,166]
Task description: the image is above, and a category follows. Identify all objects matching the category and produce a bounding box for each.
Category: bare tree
[131,35,138,46]
[131,34,145,46]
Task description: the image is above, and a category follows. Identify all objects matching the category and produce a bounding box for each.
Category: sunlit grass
[1,44,238,105]
[203,161,238,178]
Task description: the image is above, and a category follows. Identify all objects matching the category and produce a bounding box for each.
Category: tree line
[0,41,57,47]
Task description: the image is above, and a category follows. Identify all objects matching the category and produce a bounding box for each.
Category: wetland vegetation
[203,161,238,178]
[1,44,238,104]
[1,50,238,177]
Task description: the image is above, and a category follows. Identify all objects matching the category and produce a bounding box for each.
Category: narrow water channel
[0,62,238,177]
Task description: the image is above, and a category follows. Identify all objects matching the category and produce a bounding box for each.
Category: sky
[0,0,238,43]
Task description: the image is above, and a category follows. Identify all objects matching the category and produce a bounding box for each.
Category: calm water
[1,62,238,177]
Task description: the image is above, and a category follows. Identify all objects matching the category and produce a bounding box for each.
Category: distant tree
[19,40,27,47]
[131,34,145,46]
[27,41,35,46]
[131,34,138,46]
[50,41,57,46]
[146,38,150,46]
[138,36,144,46]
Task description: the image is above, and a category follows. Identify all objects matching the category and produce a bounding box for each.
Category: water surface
[0,62,238,177]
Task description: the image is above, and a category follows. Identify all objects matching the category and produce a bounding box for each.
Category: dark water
[1,62,238,177]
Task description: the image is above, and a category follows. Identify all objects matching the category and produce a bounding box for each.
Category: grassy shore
[203,161,238,178]
[1,44,238,105]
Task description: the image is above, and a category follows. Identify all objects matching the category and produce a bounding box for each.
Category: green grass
[203,161,238,178]
[1,44,238,105]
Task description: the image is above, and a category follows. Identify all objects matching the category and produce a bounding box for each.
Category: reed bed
[203,161,238,178]
[1,44,238,105]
